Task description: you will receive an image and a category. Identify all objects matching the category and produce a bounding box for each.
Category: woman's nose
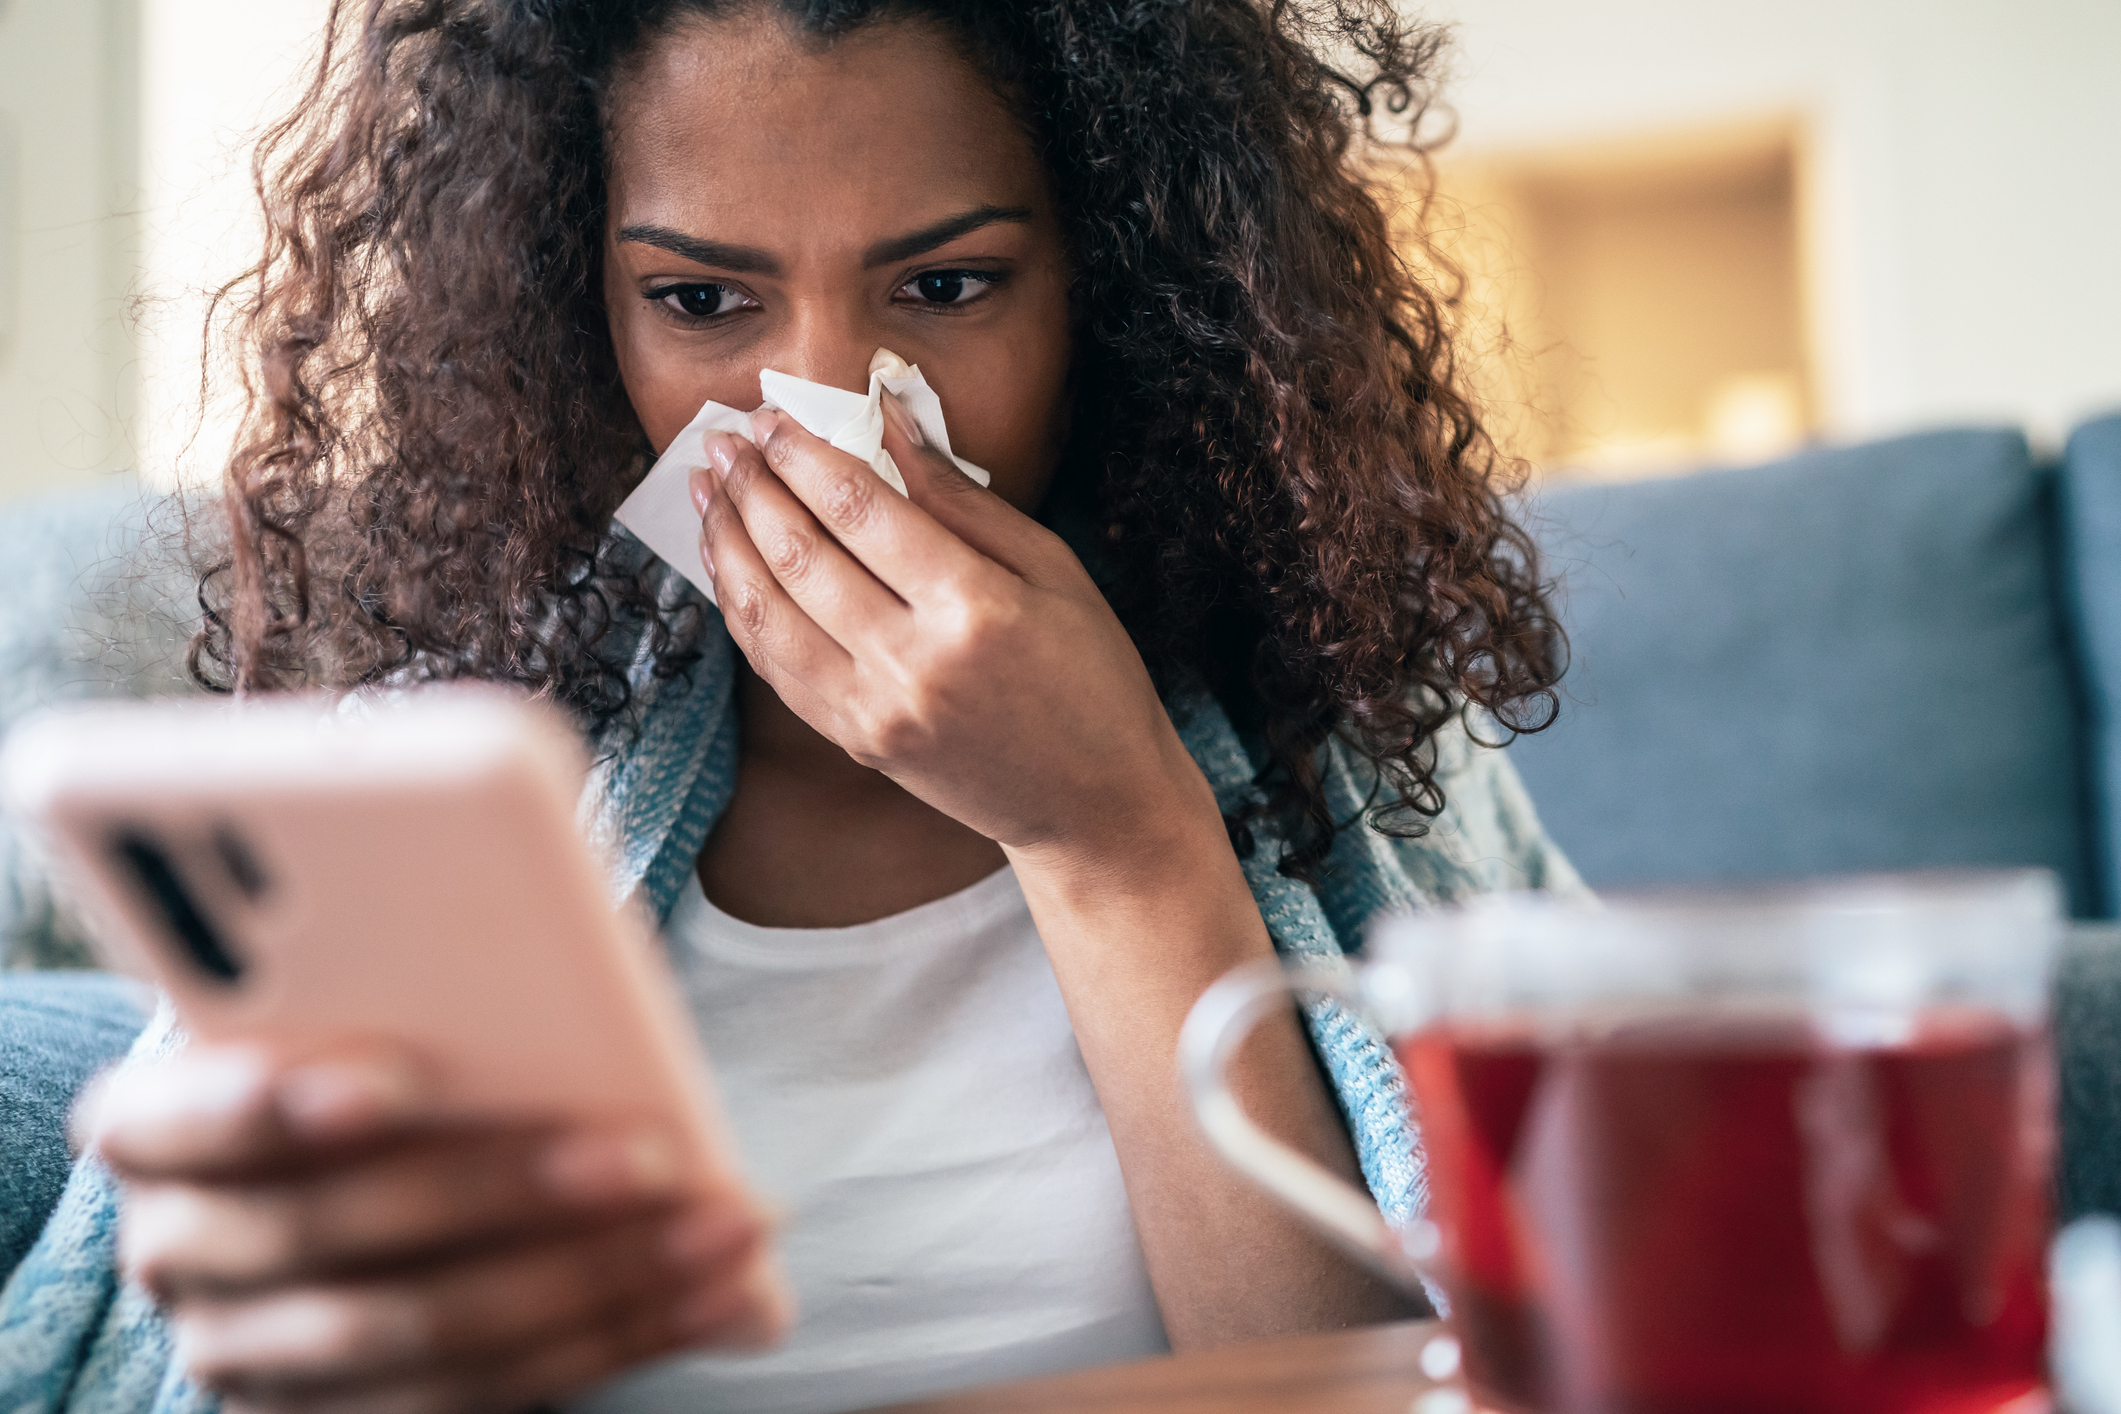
[766,308,883,396]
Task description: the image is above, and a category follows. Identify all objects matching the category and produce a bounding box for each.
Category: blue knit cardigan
[0,567,1583,1413]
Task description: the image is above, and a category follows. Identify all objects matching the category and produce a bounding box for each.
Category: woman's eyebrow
[616,205,1033,276]
[617,224,780,275]
[862,205,1034,268]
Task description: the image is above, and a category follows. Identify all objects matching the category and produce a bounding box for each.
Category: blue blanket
[0,572,1583,1412]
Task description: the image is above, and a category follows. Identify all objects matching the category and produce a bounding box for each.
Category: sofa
[1510,416,2120,920]
[1506,411,2121,1215]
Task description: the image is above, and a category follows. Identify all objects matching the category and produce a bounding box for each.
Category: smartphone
[1,685,753,1199]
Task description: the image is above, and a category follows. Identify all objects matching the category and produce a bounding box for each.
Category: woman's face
[602,13,1072,512]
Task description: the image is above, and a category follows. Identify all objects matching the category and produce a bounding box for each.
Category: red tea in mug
[1400,1006,2053,1414]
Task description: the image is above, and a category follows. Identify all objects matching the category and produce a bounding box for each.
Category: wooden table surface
[866,1320,1457,1414]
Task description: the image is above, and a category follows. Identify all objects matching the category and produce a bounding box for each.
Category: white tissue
[612,348,990,604]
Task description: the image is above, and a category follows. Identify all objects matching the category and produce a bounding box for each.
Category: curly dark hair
[195,0,1563,880]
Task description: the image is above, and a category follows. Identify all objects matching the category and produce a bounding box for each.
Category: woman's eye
[898,271,997,307]
[650,284,751,320]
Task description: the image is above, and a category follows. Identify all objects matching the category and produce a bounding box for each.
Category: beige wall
[0,0,326,503]
[0,0,138,501]
[1427,0,2121,450]
[134,0,331,495]
[1428,122,1811,473]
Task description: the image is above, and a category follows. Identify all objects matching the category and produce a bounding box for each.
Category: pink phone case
[3,687,751,1199]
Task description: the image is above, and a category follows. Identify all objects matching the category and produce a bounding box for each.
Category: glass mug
[1180,871,2061,1414]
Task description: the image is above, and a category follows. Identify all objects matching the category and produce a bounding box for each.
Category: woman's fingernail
[748,408,780,444]
[173,1048,275,1114]
[276,1058,422,1137]
[661,1210,757,1271]
[538,1129,682,1205]
[690,466,716,516]
[703,432,740,477]
[176,1291,346,1367]
[880,390,924,447]
[699,532,716,581]
[85,1048,268,1150]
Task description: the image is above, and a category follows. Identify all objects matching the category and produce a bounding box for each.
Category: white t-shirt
[572,865,1170,1414]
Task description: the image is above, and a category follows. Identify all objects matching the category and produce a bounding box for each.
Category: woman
[0,2,1578,1411]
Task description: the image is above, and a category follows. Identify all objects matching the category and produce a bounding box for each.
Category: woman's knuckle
[763,528,810,581]
[868,708,924,760]
[817,474,872,534]
[929,601,983,656]
[761,432,800,474]
[958,612,1001,657]
[967,591,1024,649]
[728,580,769,639]
[842,698,888,749]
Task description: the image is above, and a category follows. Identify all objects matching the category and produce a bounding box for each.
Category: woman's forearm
[1005,753,1423,1348]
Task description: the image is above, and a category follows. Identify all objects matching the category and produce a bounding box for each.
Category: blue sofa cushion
[2062,414,2121,917]
[0,970,148,1280]
[1509,429,2098,913]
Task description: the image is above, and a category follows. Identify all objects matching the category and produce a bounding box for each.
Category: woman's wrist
[1005,734,1233,901]
[1004,757,1277,1015]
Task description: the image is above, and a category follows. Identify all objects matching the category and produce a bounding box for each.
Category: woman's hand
[87,1042,784,1414]
[692,397,1216,865]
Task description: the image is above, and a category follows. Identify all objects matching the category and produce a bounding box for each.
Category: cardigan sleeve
[0,1002,216,1414]
[1403,710,1591,905]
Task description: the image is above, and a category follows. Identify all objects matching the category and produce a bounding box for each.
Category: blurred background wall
[131,0,330,501]
[0,0,138,501]
[1423,0,2121,474]
[0,0,325,501]
[0,0,2115,496]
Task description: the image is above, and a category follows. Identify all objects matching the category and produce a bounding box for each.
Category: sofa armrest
[2060,923,2121,1219]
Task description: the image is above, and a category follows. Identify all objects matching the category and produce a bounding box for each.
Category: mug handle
[1178,955,1435,1288]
